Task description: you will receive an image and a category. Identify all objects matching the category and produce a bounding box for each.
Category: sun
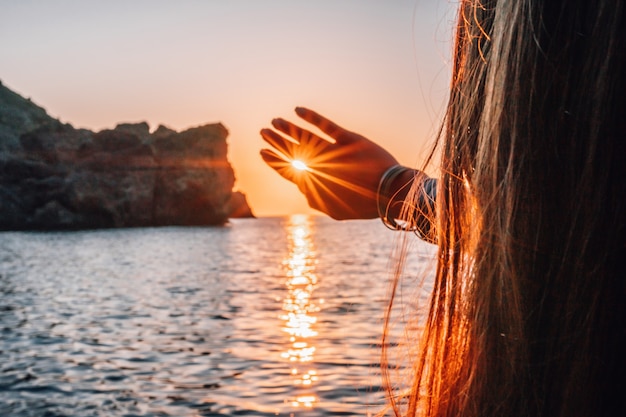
[291,159,309,171]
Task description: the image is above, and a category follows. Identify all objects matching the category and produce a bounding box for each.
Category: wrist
[377,165,415,229]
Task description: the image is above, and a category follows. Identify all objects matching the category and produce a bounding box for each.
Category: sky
[0,0,455,217]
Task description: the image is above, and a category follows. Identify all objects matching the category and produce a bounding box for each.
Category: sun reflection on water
[280,214,321,409]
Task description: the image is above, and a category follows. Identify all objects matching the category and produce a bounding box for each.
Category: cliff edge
[0,81,254,230]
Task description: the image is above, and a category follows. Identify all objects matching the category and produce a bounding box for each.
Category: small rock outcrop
[0,81,254,230]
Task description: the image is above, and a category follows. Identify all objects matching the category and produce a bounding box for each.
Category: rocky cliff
[0,81,254,230]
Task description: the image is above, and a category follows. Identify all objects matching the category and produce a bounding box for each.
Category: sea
[0,216,436,417]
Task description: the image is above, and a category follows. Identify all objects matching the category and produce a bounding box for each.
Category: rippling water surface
[0,216,435,416]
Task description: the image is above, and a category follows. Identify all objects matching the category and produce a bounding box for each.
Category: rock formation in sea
[0,80,254,230]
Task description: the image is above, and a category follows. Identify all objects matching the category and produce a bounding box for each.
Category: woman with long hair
[260,0,626,416]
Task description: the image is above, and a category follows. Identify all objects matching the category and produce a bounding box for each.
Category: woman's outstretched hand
[260,107,399,220]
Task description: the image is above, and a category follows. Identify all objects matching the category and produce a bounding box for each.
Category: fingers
[295,107,352,144]
[263,115,338,169]
[259,149,296,183]
[263,107,354,156]
[271,117,329,148]
[260,128,297,159]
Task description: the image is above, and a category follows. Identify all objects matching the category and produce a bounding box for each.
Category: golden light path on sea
[280,214,321,409]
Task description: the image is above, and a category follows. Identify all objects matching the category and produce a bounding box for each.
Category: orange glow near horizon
[0,2,452,217]
[280,214,320,409]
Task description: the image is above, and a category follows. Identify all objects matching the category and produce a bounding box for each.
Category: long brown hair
[388,0,626,415]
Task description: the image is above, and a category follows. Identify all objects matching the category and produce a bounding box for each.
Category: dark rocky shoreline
[0,81,253,230]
